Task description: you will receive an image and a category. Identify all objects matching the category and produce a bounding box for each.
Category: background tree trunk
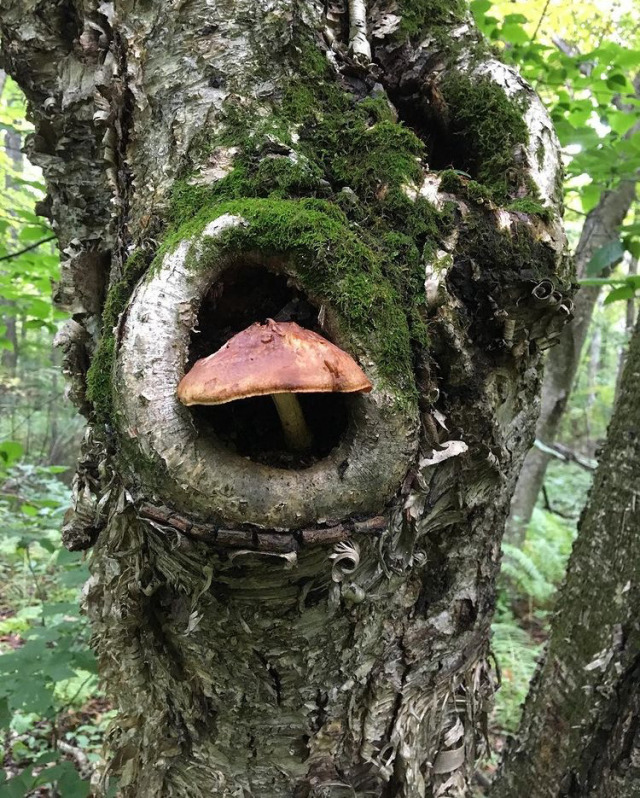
[614,254,638,402]
[492,315,640,798]
[507,179,637,542]
[1,70,21,374]
[1,2,568,796]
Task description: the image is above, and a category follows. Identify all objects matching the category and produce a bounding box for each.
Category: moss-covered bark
[1,1,568,795]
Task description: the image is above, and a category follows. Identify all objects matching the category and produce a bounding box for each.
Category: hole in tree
[187,264,350,469]
[389,87,475,176]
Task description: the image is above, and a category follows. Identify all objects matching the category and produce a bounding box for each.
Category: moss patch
[87,250,150,422]
[394,0,467,40]
[438,73,531,203]
[167,197,424,402]
[506,199,553,222]
[154,46,457,402]
[439,170,493,206]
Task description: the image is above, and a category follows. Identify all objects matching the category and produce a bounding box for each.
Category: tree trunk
[507,179,637,542]
[614,254,638,403]
[0,2,569,796]
[1,74,21,374]
[585,295,603,416]
[492,315,640,798]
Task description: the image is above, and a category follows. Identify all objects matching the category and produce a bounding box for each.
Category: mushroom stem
[271,393,314,451]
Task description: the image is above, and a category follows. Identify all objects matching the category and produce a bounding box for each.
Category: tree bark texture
[492,316,640,798]
[1,2,569,796]
[508,178,637,541]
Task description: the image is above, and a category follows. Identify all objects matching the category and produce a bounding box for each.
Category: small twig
[57,740,92,776]
[533,439,597,471]
[0,235,56,262]
[530,0,551,43]
[542,484,577,520]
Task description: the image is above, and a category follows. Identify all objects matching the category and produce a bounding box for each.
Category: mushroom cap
[177,319,373,406]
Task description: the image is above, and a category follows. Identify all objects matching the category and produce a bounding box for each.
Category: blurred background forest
[0,0,639,795]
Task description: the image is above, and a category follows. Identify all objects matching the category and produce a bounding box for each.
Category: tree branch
[0,235,56,262]
[534,439,597,470]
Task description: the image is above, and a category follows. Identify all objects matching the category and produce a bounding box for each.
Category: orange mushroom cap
[177,319,373,406]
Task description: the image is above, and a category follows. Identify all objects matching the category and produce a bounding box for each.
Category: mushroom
[177,319,373,451]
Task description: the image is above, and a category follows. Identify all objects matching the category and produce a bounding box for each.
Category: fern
[501,543,554,605]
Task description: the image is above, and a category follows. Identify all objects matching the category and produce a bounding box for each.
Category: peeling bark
[1,2,569,796]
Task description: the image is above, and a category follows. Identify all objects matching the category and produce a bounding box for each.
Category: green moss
[439,170,493,206]
[507,199,553,222]
[86,337,115,423]
[438,73,531,203]
[87,250,150,422]
[394,0,467,40]
[166,198,419,400]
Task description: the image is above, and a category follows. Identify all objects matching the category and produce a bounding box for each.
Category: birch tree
[0,1,568,795]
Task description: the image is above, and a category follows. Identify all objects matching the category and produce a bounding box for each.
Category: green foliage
[491,608,542,733]
[493,506,576,733]
[584,239,626,277]
[492,456,592,735]
[0,80,62,338]
[0,465,106,795]
[0,77,84,468]
[1,76,103,794]
[0,756,91,798]
[502,509,576,603]
[581,269,640,305]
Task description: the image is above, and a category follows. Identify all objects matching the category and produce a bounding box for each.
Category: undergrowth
[492,462,588,735]
[0,464,115,797]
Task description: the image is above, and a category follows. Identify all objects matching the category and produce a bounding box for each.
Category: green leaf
[585,239,625,276]
[606,73,628,90]
[0,773,31,798]
[20,504,39,517]
[501,23,529,45]
[41,465,69,474]
[0,440,24,465]
[24,297,51,320]
[0,698,11,730]
[604,284,635,304]
[502,13,528,24]
[18,225,49,243]
[622,236,640,259]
